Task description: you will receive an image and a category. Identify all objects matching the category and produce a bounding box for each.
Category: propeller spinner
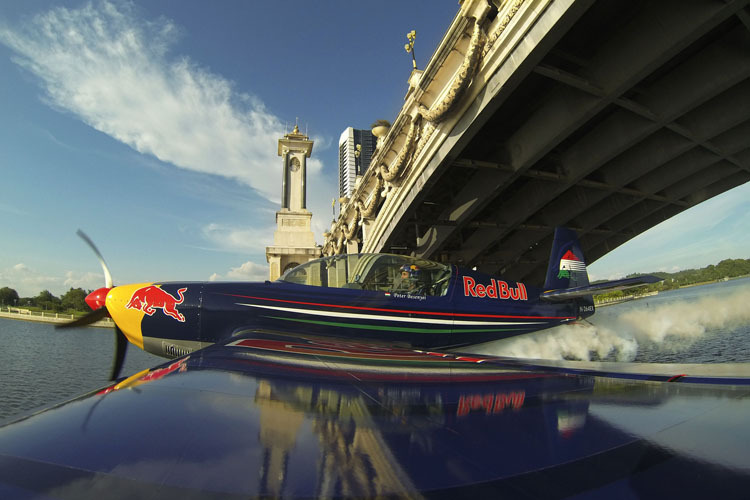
[56,230,129,381]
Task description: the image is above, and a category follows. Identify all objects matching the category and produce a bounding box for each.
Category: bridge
[322,0,750,286]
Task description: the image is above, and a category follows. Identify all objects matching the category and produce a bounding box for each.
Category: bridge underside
[384,0,750,285]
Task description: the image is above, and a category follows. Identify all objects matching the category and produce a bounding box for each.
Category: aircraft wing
[541,275,663,301]
[1,330,749,498]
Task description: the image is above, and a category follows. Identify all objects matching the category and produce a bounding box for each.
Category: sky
[0,0,747,298]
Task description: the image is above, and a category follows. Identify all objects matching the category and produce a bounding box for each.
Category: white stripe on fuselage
[236,302,546,326]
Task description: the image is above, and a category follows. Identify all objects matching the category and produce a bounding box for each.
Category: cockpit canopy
[278,254,453,297]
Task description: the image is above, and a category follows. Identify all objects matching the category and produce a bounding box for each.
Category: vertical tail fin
[544,227,594,318]
[544,227,590,291]
[541,228,661,318]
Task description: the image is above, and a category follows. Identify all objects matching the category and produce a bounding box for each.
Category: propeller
[56,230,128,381]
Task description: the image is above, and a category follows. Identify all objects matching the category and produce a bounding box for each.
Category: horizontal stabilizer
[540,275,662,301]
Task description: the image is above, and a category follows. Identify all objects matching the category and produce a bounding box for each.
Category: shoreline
[593,275,750,307]
[595,291,658,308]
[0,309,113,328]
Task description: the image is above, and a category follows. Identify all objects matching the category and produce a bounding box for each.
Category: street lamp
[404,30,417,69]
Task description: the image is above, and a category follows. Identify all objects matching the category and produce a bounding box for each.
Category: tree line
[0,287,89,313]
[594,257,750,300]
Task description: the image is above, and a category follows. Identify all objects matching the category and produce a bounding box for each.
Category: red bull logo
[98,357,190,395]
[126,286,187,322]
[457,391,525,417]
[463,276,527,301]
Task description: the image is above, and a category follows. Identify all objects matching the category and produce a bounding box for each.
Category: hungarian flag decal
[557,250,586,279]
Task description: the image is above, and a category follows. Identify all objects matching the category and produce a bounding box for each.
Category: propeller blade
[68,230,126,381]
[76,229,113,288]
[55,307,108,329]
[110,325,128,381]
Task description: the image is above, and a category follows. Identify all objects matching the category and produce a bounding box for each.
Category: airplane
[59,227,662,381]
[1,227,749,498]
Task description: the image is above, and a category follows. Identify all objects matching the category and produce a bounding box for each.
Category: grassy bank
[0,307,113,328]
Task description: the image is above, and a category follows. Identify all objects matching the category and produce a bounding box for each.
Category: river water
[1,278,749,420]
[467,277,750,362]
[0,320,163,420]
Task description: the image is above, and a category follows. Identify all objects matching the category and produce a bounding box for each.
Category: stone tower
[265,125,321,281]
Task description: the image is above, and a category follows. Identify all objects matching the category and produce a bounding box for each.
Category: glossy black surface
[1,332,749,499]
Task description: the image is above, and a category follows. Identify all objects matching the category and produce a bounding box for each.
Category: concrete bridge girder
[711,119,750,156]
[445,1,750,283]
[452,0,750,270]
[503,0,748,173]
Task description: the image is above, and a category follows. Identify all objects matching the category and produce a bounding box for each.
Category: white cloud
[226,261,269,280]
[201,222,273,253]
[0,264,106,297]
[0,0,339,249]
[63,270,104,291]
[0,263,61,297]
[0,0,288,202]
[201,221,274,282]
[209,260,268,282]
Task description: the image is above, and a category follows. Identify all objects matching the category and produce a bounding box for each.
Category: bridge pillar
[345,240,359,255]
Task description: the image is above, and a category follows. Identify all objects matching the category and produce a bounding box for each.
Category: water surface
[0,319,162,420]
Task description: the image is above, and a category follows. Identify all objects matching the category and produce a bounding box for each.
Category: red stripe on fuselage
[219,293,575,321]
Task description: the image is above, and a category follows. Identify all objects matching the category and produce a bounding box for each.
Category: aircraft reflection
[3,332,749,498]
[217,334,596,496]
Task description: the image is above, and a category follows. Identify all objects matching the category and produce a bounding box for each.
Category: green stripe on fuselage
[263,315,531,334]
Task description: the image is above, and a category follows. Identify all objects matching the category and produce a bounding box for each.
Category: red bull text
[457,391,526,416]
[463,277,527,301]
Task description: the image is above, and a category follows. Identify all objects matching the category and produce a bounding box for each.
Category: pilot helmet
[400,264,420,279]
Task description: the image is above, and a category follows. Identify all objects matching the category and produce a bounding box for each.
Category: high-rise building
[338,128,376,198]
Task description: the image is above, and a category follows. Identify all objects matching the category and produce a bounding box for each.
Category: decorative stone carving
[418,18,486,124]
[372,125,389,138]
[328,172,386,252]
[379,116,420,182]
[289,156,301,172]
[411,121,436,170]
[358,174,383,219]
[483,0,525,58]
[341,205,358,240]
[332,232,344,255]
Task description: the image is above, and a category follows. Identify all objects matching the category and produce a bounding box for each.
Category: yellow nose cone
[106,283,152,350]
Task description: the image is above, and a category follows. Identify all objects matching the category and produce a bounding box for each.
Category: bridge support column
[361,218,373,248]
[345,240,359,255]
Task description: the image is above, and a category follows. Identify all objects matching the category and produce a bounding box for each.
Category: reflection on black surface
[1,331,750,498]
[243,357,593,496]
[222,334,750,497]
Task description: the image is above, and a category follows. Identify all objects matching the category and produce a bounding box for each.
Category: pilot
[394,264,424,295]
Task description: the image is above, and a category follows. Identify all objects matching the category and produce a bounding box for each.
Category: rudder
[544,227,594,318]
